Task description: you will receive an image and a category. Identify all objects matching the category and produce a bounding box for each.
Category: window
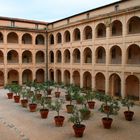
[35,24,38,29]
[11,21,15,27]
[115,4,119,12]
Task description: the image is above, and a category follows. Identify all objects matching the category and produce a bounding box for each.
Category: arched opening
[73,71,80,87]
[96,47,106,64]
[84,26,92,40]
[22,51,32,63]
[73,49,80,63]
[83,71,92,89]
[56,69,61,84]
[35,34,44,45]
[49,51,54,63]
[126,75,139,100]
[22,33,32,44]
[0,50,4,63]
[7,50,18,63]
[128,16,140,34]
[49,34,54,45]
[64,49,70,63]
[22,69,32,84]
[49,69,54,81]
[95,72,105,93]
[36,51,44,63]
[127,44,140,64]
[8,70,19,84]
[111,20,122,36]
[110,45,122,64]
[83,48,92,63]
[56,50,62,63]
[7,32,18,43]
[0,71,4,86]
[56,33,62,44]
[96,23,106,38]
[64,30,70,42]
[64,70,70,85]
[73,28,81,41]
[36,69,44,83]
[0,32,3,43]
[109,74,121,97]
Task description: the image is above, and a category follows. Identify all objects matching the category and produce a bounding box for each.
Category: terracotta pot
[7,93,13,99]
[87,101,95,109]
[40,109,49,119]
[66,105,74,113]
[124,111,134,121]
[35,93,42,100]
[14,95,20,103]
[29,103,37,112]
[54,116,65,127]
[55,92,60,98]
[73,124,86,137]
[47,89,52,95]
[21,99,28,107]
[65,94,71,101]
[102,117,113,129]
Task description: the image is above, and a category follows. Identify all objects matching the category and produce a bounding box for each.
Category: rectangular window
[11,21,15,27]
[35,24,38,29]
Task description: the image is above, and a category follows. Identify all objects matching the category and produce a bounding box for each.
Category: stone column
[121,73,125,98]
[105,73,109,94]
[80,70,83,88]
[54,69,56,82]
[92,75,96,91]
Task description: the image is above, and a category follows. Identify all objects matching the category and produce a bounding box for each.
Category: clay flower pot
[87,101,95,109]
[102,117,113,129]
[124,111,134,121]
[65,94,71,101]
[21,99,28,108]
[40,109,49,119]
[29,103,37,112]
[14,95,20,103]
[73,124,86,137]
[55,92,60,98]
[47,89,52,95]
[7,93,13,99]
[54,116,65,127]
[66,105,74,114]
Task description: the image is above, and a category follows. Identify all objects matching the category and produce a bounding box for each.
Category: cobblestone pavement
[0,89,140,140]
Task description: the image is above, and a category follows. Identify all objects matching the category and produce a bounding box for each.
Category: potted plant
[4,84,14,99]
[85,90,96,109]
[11,84,21,103]
[28,93,37,112]
[20,87,28,107]
[33,83,42,101]
[44,81,54,95]
[39,96,50,119]
[101,99,120,129]
[54,82,65,98]
[49,99,65,127]
[121,97,134,121]
[69,106,86,137]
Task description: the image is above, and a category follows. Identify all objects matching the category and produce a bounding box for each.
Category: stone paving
[0,88,140,140]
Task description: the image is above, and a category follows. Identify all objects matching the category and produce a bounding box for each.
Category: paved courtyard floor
[0,88,140,140]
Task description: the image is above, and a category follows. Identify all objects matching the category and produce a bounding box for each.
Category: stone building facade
[0,0,140,100]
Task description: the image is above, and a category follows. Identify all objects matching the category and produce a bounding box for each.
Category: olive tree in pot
[5,84,14,99]
[20,87,28,107]
[39,96,50,119]
[121,97,134,121]
[49,99,65,127]
[54,82,65,98]
[69,106,86,137]
[28,93,37,112]
[44,81,54,95]
[101,99,120,129]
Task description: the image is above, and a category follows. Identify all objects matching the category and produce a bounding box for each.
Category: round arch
[83,71,92,89]
[22,69,32,84]
[36,69,45,83]
[8,70,19,84]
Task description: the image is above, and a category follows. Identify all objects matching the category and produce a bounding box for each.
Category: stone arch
[49,51,54,63]
[0,32,3,43]
[73,28,81,41]
[56,50,62,63]
[22,69,32,84]
[64,49,70,63]
[96,23,106,38]
[35,34,44,45]
[49,69,54,81]
[95,47,106,63]
[73,70,80,87]
[110,45,122,64]
[83,26,92,40]
[8,69,19,84]
[49,34,54,45]
[64,30,71,42]
[7,50,18,63]
[7,32,18,43]
[56,32,62,44]
[126,75,139,100]
[73,48,80,63]
[22,33,32,44]
[0,71,4,86]
[56,69,61,84]
[36,69,44,83]
[36,51,44,63]
[83,71,92,89]
[109,73,121,97]
[95,72,105,93]
[0,50,4,63]
[83,47,92,63]
[64,70,70,85]
[111,20,122,36]
[22,50,32,63]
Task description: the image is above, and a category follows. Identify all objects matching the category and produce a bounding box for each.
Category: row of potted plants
[5,82,135,138]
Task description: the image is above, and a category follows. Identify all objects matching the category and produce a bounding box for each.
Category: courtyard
[0,88,140,140]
